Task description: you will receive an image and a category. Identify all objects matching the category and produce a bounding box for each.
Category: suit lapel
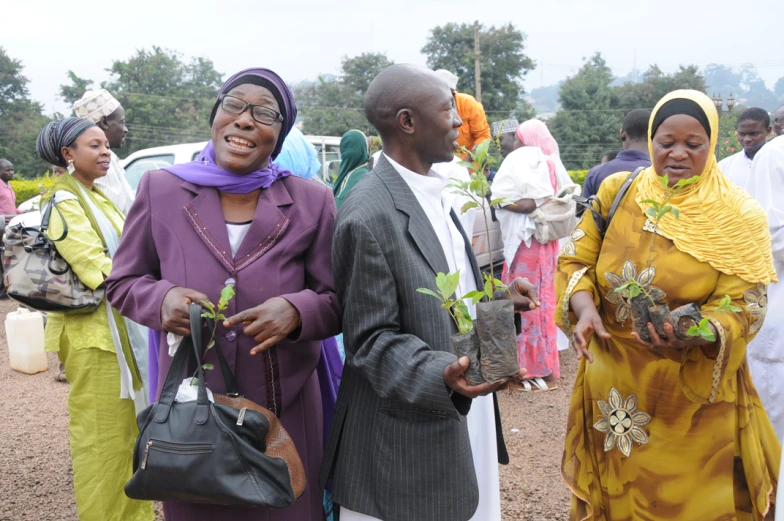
[233,180,291,272]
[375,156,450,277]
[181,180,291,274]
[182,182,235,272]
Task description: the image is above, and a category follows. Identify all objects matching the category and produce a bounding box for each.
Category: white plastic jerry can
[5,307,48,375]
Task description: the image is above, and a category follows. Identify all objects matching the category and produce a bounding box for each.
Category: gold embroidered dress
[556,90,779,521]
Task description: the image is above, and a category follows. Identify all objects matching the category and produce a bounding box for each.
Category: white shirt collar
[383,153,450,201]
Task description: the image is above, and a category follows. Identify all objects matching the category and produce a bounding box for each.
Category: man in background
[744,133,784,440]
[773,104,784,137]
[719,107,771,187]
[582,108,652,199]
[436,70,491,158]
[493,118,520,159]
[73,90,135,214]
[0,159,22,217]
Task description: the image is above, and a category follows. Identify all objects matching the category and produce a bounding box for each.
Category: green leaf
[628,285,642,299]
[435,272,448,293]
[218,284,235,310]
[657,174,669,188]
[687,325,700,337]
[442,271,460,299]
[675,176,700,188]
[462,290,486,304]
[671,208,680,219]
[200,299,216,314]
[417,288,442,300]
[461,201,480,213]
[457,161,476,170]
[201,312,212,319]
[202,363,214,371]
[216,313,226,321]
[208,340,215,349]
[484,277,494,298]
[489,198,507,207]
[190,378,199,386]
[699,329,716,342]
[640,199,660,207]
[645,208,658,220]
[453,301,474,335]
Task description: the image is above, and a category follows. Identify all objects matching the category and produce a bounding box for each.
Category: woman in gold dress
[556,89,780,520]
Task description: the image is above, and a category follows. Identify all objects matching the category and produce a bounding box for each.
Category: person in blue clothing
[274,126,322,180]
[582,108,652,199]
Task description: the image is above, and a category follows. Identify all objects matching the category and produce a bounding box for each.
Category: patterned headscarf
[35,118,96,167]
[208,67,297,159]
[492,118,520,138]
[73,89,121,123]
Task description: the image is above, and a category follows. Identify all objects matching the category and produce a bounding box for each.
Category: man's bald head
[364,64,461,168]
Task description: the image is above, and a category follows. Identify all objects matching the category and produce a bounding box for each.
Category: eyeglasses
[219,95,283,126]
[774,117,784,124]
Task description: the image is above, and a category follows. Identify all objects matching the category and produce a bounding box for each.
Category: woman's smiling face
[211,84,282,175]
[651,114,711,187]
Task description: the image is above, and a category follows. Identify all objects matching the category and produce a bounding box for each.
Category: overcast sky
[5,0,783,115]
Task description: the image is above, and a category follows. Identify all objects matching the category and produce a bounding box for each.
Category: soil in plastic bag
[475,300,520,384]
[451,329,484,386]
[647,303,672,339]
[630,295,652,341]
[670,303,702,339]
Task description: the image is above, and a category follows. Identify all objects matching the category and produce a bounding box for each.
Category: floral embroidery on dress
[604,260,666,324]
[594,387,651,457]
[744,283,768,335]
[561,228,585,257]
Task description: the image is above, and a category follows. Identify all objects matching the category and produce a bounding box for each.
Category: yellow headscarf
[635,89,777,285]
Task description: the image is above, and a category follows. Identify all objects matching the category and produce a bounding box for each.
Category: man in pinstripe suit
[320,64,536,521]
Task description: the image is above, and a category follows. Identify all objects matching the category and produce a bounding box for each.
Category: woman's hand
[224,297,302,355]
[572,307,610,363]
[632,322,715,351]
[161,286,210,335]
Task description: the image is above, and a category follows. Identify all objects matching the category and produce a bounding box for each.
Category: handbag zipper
[141,439,214,470]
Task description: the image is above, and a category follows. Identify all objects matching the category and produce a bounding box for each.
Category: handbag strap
[153,304,211,424]
[39,197,68,242]
[576,166,644,238]
[184,309,241,397]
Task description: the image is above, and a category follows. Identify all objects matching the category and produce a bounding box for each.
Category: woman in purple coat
[106,68,341,521]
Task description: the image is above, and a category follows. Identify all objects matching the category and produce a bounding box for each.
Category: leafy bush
[569,170,589,186]
[10,173,55,205]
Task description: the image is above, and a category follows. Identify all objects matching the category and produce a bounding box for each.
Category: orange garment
[455,92,491,156]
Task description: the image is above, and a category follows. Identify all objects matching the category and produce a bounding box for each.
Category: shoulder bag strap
[604,166,645,237]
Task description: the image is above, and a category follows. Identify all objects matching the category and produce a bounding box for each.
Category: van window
[124,154,175,191]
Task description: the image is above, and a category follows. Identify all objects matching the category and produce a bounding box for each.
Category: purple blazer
[106,170,341,521]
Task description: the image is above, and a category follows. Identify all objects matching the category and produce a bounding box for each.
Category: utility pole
[474,20,482,103]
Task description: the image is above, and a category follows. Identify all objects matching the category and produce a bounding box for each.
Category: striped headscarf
[35,118,96,167]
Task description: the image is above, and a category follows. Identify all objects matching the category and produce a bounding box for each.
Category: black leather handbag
[125,304,305,507]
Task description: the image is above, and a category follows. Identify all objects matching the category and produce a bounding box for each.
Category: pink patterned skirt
[501,237,560,379]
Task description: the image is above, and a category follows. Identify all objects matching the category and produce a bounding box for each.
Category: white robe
[718,150,753,188]
[743,135,784,439]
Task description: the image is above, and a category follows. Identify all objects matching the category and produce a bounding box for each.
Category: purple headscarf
[164,68,298,194]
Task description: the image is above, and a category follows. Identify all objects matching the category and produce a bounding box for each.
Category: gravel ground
[0,299,573,520]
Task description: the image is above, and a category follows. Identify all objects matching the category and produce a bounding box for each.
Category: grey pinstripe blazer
[320,156,492,521]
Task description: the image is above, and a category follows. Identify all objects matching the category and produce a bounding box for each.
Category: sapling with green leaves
[687,294,742,342]
[446,139,509,296]
[416,271,473,335]
[190,284,235,384]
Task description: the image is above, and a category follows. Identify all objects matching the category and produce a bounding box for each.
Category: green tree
[59,70,93,105]
[774,76,784,99]
[0,47,50,178]
[422,22,535,115]
[549,53,623,170]
[102,47,223,155]
[617,65,706,110]
[295,53,393,136]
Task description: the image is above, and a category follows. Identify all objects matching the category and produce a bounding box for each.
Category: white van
[122,137,342,190]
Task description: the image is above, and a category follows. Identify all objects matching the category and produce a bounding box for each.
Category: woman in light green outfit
[35,118,153,521]
[333,129,371,208]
